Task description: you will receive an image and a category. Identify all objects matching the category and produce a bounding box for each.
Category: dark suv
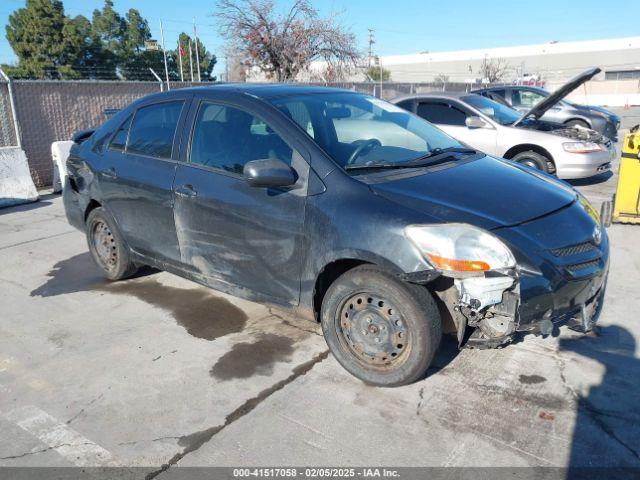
[64,85,609,386]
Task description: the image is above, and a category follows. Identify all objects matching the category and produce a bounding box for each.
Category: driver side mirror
[243,158,297,188]
[465,116,489,129]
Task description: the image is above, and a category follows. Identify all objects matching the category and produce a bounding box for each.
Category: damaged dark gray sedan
[63,85,609,387]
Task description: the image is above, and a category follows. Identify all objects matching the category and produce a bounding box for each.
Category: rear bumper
[555,147,616,179]
[62,181,85,231]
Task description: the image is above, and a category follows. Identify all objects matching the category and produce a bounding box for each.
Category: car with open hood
[471,70,620,140]
[63,84,609,387]
[393,68,617,179]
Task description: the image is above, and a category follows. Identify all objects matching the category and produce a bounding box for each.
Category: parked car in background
[64,85,608,386]
[393,69,617,179]
[471,70,620,140]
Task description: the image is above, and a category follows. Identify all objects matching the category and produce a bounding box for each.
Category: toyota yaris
[64,85,609,387]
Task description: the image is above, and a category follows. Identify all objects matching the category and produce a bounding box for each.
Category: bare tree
[479,57,509,83]
[215,0,361,82]
[434,73,449,84]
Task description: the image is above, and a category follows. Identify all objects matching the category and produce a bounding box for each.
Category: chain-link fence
[0,82,18,148]
[313,82,475,100]
[3,78,636,188]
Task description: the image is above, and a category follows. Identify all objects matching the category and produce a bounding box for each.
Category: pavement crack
[66,393,104,424]
[0,230,75,251]
[266,308,323,337]
[145,349,330,479]
[416,387,425,416]
[0,442,94,460]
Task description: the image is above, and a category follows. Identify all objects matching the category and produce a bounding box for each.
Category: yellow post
[612,126,640,224]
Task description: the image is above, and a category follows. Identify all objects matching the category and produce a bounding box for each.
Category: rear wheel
[86,207,137,281]
[320,266,441,387]
[512,150,552,173]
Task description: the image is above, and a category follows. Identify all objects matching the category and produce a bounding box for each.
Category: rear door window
[417,101,467,126]
[127,101,184,159]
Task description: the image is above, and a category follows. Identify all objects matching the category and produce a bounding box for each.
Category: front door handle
[175,184,197,198]
[102,167,117,179]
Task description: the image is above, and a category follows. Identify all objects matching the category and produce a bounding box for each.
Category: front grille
[566,259,600,274]
[551,241,597,257]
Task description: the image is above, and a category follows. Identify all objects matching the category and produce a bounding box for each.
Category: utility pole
[367,29,375,68]
[178,39,184,82]
[193,18,201,82]
[159,19,170,90]
[188,40,194,82]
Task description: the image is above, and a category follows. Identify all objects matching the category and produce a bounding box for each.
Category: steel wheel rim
[92,220,117,272]
[519,158,539,169]
[335,292,409,367]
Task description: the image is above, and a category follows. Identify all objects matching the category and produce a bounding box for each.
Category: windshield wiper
[404,147,477,166]
[344,162,408,171]
[344,147,477,172]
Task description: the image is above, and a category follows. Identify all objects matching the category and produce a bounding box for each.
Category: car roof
[472,85,546,93]
[392,91,473,103]
[136,83,356,104]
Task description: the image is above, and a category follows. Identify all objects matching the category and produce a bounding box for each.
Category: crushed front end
[412,196,609,349]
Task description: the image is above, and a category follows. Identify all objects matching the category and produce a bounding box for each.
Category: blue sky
[1,0,638,77]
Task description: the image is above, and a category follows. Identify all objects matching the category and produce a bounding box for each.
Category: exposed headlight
[577,192,600,224]
[563,141,602,153]
[405,224,516,275]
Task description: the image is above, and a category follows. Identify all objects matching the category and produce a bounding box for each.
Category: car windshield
[462,95,522,125]
[270,92,464,170]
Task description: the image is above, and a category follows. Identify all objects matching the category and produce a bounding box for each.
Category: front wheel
[320,266,441,387]
[512,150,552,173]
[566,119,590,129]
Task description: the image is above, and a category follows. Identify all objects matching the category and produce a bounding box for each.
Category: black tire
[86,207,138,281]
[512,150,550,172]
[320,265,441,387]
[566,119,590,129]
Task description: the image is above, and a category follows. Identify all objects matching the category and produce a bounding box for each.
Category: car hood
[513,67,601,126]
[369,156,577,230]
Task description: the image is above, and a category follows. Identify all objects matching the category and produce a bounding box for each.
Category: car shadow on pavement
[560,325,640,477]
[0,198,53,214]
[30,252,157,298]
[567,171,613,187]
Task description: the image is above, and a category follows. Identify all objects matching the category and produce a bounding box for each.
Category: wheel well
[84,199,101,222]
[564,118,590,127]
[503,144,556,172]
[313,259,369,322]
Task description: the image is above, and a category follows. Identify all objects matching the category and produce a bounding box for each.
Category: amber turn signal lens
[426,254,491,272]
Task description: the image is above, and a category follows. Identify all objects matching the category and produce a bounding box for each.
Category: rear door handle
[102,167,117,179]
[175,184,197,198]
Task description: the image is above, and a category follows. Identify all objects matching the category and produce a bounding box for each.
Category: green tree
[90,0,125,77]
[171,32,217,82]
[5,0,68,79]
[62,15,105,79]
[122,9,151,54]
[364,66,391,82]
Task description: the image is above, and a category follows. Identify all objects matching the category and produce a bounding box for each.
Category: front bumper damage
[422,262,608,350]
